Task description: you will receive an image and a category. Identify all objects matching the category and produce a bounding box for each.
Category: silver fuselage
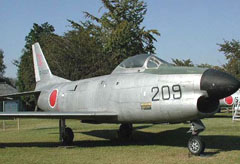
[37,71,213,123]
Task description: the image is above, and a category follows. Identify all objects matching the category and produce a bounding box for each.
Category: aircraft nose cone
[200,69,240,99]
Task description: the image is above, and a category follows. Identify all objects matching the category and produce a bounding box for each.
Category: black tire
[118,124,133,139]
[188,136,204,155]
[63,127,74,145]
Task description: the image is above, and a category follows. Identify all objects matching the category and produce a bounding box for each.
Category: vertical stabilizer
[32,42,53,82]
[32,43,70,90]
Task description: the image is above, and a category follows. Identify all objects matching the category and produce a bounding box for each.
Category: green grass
[0,112,240,164]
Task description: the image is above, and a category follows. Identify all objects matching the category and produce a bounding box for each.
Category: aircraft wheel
[188,136,205,155]
[63,127,74,145]
[118,124,133,139]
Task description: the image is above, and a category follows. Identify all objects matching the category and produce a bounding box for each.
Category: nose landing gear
[187,120,206,156]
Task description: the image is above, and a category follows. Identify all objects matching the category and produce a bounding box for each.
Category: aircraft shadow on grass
[1,126,240,155]
[77,127,240,154]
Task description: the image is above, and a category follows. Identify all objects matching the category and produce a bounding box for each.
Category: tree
[0,49,6,77]
[62,26,105,79]
[40,23,105,80]
[82,0,160,72]
[197,63,224,71]
[197,63,213,69]
[218,39,240,79]
[171,58,224,71]
[172,58,194,67]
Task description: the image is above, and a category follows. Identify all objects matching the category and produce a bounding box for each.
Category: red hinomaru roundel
[224,96,233,105]
[49,89,58,108]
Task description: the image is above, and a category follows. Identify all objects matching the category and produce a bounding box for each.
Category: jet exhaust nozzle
[200,69,240,99]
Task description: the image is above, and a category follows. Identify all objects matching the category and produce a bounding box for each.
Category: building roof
[0,82,18,95]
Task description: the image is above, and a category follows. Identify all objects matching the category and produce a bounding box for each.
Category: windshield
[119,54,150,68]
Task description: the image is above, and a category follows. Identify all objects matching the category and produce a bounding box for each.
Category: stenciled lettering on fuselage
[151,84,182,101]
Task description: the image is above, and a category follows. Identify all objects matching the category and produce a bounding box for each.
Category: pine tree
[82,0,160,72]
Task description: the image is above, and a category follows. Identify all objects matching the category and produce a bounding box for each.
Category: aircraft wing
[0,91,41,100]
[0,111,118,120]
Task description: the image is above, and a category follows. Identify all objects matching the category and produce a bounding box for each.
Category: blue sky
[1,0,240,78]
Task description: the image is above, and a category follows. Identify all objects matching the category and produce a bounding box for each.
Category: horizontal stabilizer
[0,111,118,120]
[0,91,41,100]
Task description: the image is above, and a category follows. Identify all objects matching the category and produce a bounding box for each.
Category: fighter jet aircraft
[0,43,239,155]
[220,89,240,107]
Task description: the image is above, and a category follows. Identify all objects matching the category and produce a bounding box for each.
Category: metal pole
[17,118,20,131]
[2,101,5,131]
[59,119,65,141]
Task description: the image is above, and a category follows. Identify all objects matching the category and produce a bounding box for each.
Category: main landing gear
[187,120,206,156]
[118,123,133,139]
[59,119,74,146]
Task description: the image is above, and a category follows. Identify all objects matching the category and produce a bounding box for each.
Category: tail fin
[32,43,52,82]
[32,43,69,90]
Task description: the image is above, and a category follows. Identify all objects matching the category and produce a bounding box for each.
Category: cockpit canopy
[119,54,170,69]
[112,54,170,74]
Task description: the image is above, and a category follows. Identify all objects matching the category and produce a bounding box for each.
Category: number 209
[151,85,182,101]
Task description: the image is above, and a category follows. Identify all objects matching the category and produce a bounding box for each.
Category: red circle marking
[49,89,58,108]
[225,96,233,105]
